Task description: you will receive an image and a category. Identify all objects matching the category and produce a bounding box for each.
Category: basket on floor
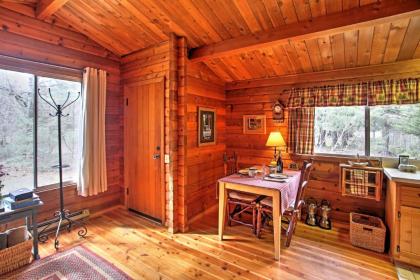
[0,238,33,275]
[350,213,385,253]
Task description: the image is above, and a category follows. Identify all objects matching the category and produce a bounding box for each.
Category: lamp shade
[266,131,286,147]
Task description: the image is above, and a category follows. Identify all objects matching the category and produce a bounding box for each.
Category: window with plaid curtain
[286,78,420,155]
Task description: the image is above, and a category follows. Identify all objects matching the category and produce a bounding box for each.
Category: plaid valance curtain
[286,78,419,155]
[287,78,420,108]
[288,108,314,155]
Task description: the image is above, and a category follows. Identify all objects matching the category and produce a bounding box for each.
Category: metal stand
[37,89,87,250]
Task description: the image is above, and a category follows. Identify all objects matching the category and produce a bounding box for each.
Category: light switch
[164,154,170,164]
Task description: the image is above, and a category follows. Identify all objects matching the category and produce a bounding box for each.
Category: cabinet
[386,180,420,267]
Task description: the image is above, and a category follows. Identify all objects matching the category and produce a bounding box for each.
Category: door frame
[123,77,166,225]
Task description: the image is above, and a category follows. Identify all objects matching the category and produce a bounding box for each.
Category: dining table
[217,169,301,261]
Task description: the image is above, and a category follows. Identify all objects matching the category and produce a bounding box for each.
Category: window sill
[35,181,77,194]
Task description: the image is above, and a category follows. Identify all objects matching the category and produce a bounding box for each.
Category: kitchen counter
[384,167,420,185]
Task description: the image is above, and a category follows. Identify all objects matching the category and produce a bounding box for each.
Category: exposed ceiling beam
[190,0,420,63]
[225,59,420,90]
[36,0,70,20]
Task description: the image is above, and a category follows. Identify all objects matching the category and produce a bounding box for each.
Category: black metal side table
[0,201,44,259]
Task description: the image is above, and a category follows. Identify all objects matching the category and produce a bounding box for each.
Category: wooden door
[124,79,164,222]
[400,206,420,256]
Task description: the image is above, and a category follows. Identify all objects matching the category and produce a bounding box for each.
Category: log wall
[0,7,123,222]
[225,85,385,223]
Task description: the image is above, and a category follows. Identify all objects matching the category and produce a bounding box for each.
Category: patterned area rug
[4,245,131,280]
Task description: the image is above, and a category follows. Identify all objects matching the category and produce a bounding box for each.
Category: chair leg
[285,215,297,248]
[256,207,262,238]
[252,206,256,234]
[227,202,232,226]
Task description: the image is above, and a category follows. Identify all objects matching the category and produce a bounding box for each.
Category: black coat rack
[37,88,87,249]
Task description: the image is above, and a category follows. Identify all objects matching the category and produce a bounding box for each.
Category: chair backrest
[293,160,313,210]
[223,152,238,176]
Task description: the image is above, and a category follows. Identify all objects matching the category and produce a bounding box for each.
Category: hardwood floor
[35,207,397,280]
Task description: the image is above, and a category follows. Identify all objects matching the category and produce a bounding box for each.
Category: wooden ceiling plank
[213,57,239,81]
[383,18,410,63]
[189,0,420,62]
[180,0,223,43]
[252,49,277,77]
[262,0,286,28]
[318,35,335,70]
[330,33,346,69]
[98,0,157,48]
[259,47,287,76]
[202,60,234,82]
[342,0,359,11]
[36,0,70,20]
[293,0,312,22]
[225,58,420,89]
[397,16,420,60]
[81,0,148,49]
[271,45,295,75]
[190,0,232,41]
[210,0,250,37]
[344,29,359,68]
[357,26,374,66]
[292,40,313,73]
[223,55,252,80]
[309,0,327,18]
[369,23,391,64]
[325,0,343,14]
[305,38,324,71]
[56,6,129,55]
[278,0,298,24]
[246,0,273,30]
[116,0,168,42]
[232,0,262,33]
[283,41,304,73]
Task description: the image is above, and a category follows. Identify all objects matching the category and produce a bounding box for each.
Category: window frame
[0,58,82,192]
[314,105,418,159]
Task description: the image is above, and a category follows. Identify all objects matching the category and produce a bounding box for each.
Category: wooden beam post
[36,0,70,20]
[189,0,420,62]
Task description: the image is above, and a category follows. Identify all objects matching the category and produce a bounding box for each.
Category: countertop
[384,167,420,185]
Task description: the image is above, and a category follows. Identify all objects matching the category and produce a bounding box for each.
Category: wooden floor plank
[32,207,397,280]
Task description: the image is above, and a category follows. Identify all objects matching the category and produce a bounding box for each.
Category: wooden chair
[255,160,313,247]
[222,152,259,231]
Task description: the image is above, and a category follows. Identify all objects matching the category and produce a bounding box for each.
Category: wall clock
[272,100,285,123]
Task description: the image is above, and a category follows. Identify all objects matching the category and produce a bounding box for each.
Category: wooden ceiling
[0,0,420,83]
[201,15,420,82]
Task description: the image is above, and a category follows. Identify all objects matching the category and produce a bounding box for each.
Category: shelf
[340,165,383,202]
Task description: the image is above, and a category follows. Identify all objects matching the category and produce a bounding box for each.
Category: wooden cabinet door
[400,206,420,256]
[124,80,164,223]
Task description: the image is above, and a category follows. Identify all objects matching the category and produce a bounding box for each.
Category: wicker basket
[350,213,385,253]
[0,238,33,275]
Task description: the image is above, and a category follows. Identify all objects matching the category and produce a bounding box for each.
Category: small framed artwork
[198,107,216,146]
[243,115,266,134]
[399,155,410,165]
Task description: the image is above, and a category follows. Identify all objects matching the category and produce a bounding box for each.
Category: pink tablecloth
[219,170,301,214]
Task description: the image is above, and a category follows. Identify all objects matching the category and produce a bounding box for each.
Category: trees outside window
[0,68,81,194]
[315,104,420,159]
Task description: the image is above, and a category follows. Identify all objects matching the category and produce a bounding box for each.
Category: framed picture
[399,155,410,165]
[243,115,266,134]
[198,107,216,146]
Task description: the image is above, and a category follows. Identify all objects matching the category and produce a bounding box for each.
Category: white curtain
[77,67,107,197]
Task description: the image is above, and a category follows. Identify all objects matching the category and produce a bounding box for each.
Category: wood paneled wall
[121,38,179,232]
[179,62,226,230]
[225,85,384,223]
[0,7,123,220]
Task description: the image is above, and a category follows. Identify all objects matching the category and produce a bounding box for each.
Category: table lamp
[266,131,286,173]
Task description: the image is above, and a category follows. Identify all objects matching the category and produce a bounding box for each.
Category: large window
[0,69,82,194]
[314,104,420,159]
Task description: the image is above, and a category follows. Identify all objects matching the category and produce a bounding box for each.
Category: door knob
[152,154,161,160]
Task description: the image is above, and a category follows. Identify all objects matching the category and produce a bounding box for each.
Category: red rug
[4,245,131,280]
